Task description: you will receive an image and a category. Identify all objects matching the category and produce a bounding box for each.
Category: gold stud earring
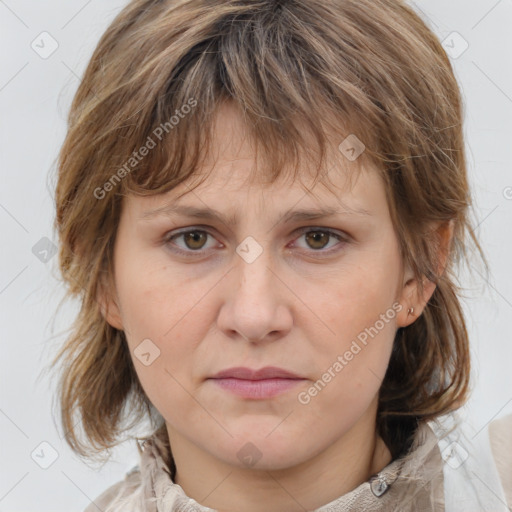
[407,307,415,316]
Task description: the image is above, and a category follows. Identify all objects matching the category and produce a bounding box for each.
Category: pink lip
[210,366,303,380]
[208,366,305,399]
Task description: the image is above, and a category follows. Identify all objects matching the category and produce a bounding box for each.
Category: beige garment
[489,414,512,507]
[84,414,512,512]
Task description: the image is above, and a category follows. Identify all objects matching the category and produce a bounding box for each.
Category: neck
[166,401,393,512]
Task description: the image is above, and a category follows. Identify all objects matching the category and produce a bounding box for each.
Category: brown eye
[291,228,348,256]
[295,228,348,256]
[182,231,208,250]
[304,231,331,250]
[165,229,216,254]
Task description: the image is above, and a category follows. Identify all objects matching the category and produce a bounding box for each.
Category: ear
[96,274,124,330]
[396,220,454,328]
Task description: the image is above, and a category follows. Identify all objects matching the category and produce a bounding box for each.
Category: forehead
[132,158,385,230]
[174,101,373,197]
[125,101,386,220]
[169,158,367,211]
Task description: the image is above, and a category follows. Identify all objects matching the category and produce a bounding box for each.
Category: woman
[51,0,511,510]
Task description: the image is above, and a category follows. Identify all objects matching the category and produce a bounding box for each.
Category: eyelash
[163,227,349,258]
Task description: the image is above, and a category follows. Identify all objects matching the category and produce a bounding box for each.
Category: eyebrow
[139,203,372,226]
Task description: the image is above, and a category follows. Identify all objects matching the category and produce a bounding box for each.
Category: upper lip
[209,366,303,380]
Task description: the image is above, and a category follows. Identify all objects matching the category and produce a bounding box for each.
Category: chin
[210,429,310,471]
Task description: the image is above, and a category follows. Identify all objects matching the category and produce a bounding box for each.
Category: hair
[49,0,488,462]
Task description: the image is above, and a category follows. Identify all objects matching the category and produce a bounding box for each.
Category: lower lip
[209,378,305,399]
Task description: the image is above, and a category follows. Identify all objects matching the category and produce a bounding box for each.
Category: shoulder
[488,413,512,507]
[82,465,143,512]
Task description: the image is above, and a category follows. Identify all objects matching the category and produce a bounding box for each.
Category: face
[103,103,418,471]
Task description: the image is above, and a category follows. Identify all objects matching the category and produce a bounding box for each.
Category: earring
[407,307,415,316]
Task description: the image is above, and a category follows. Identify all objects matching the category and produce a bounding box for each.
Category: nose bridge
[235,234,274,302]
[217,234,292,343]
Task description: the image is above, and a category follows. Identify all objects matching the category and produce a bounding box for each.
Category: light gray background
[0,1,511,510]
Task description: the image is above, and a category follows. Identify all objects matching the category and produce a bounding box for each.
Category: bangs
[80,0,391,201]
[120,96,377,199]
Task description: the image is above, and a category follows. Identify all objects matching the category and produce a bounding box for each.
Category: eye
[292,228,347,253]
[164,229,220,254]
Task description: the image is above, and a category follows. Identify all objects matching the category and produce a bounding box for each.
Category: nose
[216,245,293,344]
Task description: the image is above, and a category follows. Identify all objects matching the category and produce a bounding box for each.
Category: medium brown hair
[49,0,488,461]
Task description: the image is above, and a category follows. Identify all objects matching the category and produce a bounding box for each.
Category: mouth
[207,366,306,399]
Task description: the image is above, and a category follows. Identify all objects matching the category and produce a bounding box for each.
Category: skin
[101,102,452,512]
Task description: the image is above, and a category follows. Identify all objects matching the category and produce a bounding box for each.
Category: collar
[134,421,444,511]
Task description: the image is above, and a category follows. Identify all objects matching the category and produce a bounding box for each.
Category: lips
[209,366,303,380]
[208,366,305,399]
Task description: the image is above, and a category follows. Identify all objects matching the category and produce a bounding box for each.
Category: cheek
[309,253,400,386]
[116,279,216,424]
[320,265,399,341]
[113,252,217,391]
[115,248,207,339]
